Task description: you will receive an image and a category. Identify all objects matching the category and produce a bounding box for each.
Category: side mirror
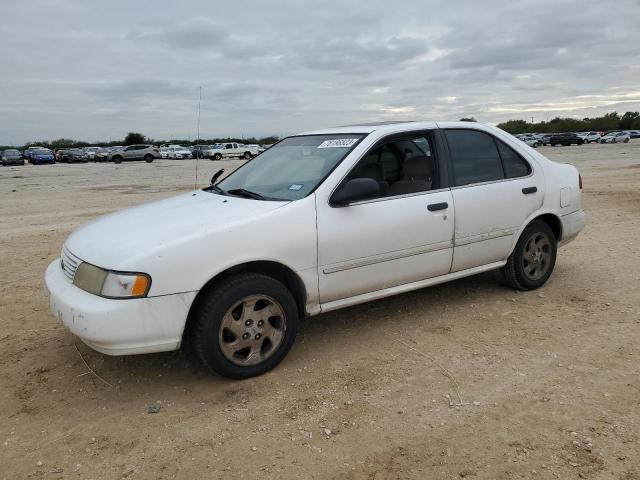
[331,178,380,206]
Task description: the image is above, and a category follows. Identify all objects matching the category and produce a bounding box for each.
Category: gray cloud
[0,0,639,144]
[129,18,228,51]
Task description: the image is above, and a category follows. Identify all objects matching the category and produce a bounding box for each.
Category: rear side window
[496,140,531,178]
[445,130,504,186]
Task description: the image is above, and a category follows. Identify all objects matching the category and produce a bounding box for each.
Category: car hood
[65,190,288,270]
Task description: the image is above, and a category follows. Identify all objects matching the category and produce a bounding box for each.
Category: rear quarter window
[496,140,532,178]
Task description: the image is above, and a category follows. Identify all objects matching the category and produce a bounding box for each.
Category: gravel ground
[0,143,639,479]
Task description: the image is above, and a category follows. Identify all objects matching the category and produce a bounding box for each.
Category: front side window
[214,134,365,201]
[445,130,505,186]
[345,133,438,199]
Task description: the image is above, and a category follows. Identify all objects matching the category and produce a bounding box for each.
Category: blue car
[29,149,56,164]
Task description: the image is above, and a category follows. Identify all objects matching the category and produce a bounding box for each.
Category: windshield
[214,134,365,201]
[4,150,20,156]
[34,149,51,154]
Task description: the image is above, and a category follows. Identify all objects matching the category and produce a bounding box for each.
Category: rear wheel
[193,273,299,379]
[502,220,557,290]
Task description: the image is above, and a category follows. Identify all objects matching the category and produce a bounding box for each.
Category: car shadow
[81,270,509,389]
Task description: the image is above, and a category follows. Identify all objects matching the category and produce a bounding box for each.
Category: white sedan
[167,145,193,159]
[599,131,630,144]
[45,121,585,379]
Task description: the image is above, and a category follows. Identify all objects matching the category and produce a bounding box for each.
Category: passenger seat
[387,155,434,195]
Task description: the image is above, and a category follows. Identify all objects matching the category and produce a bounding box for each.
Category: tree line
[1,133,281,151]
[4,111,640,149]
[495,111,640,135]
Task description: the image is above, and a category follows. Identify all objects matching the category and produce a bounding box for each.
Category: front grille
[60,247,82,283]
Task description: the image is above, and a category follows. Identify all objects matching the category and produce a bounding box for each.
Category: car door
[442,128,544,272]
[224,143,234,157]
[316,131,455,304]
[122,146,135,160]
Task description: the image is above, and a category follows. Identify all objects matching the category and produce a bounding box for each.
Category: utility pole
[197,86,202,142]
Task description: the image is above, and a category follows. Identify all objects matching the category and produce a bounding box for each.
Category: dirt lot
[1,143,639,479]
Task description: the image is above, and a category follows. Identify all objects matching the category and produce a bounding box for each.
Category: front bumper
[560,209,586,246]
[45,260,197,355]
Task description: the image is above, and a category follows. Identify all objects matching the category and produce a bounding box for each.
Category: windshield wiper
[204,184,227,195]
[226,188,266,200]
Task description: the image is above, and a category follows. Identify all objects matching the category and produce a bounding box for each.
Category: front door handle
[522,186,537,194]
[427,202,448,212]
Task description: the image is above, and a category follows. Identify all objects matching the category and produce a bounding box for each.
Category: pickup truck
[210,143,260,160]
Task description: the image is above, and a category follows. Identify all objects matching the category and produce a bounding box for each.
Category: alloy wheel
[522,232,552,281]
[218,295,287,366]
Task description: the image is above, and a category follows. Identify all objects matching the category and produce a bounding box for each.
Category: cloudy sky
[1,0,639,144]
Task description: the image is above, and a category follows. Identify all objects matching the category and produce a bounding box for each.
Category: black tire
[193,273,299,379]
[624,138,630,143]
[112,155,123,164]
[144,154,154,163]
[243,151,252,159]
[501,220,557,291]
[213,153,222,160]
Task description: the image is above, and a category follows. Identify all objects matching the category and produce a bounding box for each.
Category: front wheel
[501,220,557,290]
[243,152,252,159]
[193,273,299,379]
[144,154,154,163]
[213,153,222,160]
[112,155,123,164]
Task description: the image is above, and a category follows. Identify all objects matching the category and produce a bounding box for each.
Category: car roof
[299,120,492,136]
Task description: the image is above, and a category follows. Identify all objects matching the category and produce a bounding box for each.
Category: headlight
[73,262,151,299]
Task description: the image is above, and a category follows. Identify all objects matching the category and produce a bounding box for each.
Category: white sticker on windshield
[288,184,304,191]
[317,138,359,148]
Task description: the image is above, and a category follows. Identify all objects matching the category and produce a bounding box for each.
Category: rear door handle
[522,186,537,194]
[427,202,448,212]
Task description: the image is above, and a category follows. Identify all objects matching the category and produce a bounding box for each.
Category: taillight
[578,173,583,190]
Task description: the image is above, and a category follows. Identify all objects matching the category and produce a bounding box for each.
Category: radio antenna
[194,85,202,189]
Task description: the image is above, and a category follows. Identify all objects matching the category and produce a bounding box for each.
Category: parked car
[579,131,601,143]
[109,145,160,163]
[83,147,101,160]
[45,121,585,379]
[210,143,260,160]
[94,147,110,162]
[29,148,56,164]
[515,134,541,148]
[599,131,630,144]
[59,148,88,163]
[624,130,640,139]
[159,147,169,159]
[245,144,266,154]
[549,133,584,146]
[1,149,25,166]
[191,144,216,159]
[166,145,192,159]
[24,146,46,161]
[537,135,552,146]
